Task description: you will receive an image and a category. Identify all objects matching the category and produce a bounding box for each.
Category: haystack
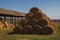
[11,7,56,34]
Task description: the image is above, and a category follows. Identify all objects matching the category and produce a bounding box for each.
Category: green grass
[0,22,60,40]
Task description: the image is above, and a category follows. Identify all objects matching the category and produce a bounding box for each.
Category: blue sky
[0,0,60,19]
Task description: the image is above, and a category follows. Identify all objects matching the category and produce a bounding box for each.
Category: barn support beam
[11,17,13,24]
[4,16,7,28]
[14,17,17,26]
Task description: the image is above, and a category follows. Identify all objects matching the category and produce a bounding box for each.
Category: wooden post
[11,17,13,24]
[13,17,14,25]
[4,16,7,28]
[10,17,13,24]
[17,17,20,26]
[18,17,20,24]
[14,17,16,26]
[16,17,17,26]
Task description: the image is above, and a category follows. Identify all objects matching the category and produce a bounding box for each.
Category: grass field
[0,22,60,40]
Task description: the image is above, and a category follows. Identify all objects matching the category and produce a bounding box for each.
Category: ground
[0,22,60,40]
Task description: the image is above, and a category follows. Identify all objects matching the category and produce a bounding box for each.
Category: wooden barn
[0,8,25,27]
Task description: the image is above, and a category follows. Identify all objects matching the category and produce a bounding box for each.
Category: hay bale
[38,19,48,26]
[32,25,42,34]
[26,18,38,26]
[20,19,28,26]
[51,23,57,28]
[8,24,14,28]
[0,21,5,29]
[25,13,33,19]
[20,19,25,25]
[41,25,56,34]
[22,25,33,34]
[0,24,5,29]
[29,7,44,19]
[40,17,54,26]
[32,18,38,22]
[38,16,53,26]
[46,17,54,24]
[33,12,43,19]
[41,13,54,25]
[12,26,23,34]
[4,21,14,28]
[30,7,42,13]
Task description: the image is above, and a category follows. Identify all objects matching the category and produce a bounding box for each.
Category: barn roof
[0,8,25,17]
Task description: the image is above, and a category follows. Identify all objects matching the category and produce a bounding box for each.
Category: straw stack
[15,7,56,34]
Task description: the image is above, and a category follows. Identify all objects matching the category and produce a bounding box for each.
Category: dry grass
[0,22,60,40]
